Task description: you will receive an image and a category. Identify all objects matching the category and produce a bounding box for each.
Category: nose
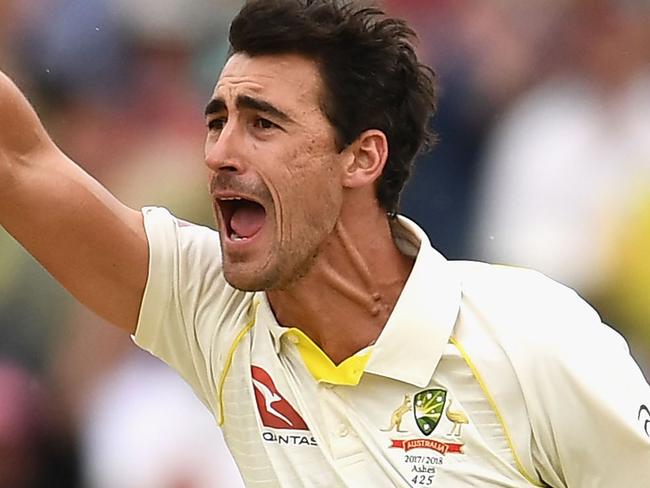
[204,122,246,174]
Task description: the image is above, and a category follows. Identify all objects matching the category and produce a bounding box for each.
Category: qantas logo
[251,366,308,430]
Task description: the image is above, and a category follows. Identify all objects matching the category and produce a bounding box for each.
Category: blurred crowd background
[0,0,648,486]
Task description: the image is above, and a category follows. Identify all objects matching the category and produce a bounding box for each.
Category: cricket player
[1,0,649,486]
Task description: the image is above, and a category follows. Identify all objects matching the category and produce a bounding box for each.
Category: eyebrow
[204,95,294,124]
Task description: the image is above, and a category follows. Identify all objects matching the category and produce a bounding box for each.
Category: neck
[266,204,414,364]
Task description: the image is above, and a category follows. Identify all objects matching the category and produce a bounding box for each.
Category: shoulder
[140,206,239,314]
[450,260,619,355]
[142,206,221,262]
[449,261,650,486]
[450,261,638,409]
[142,206,219,242]
[451,259,586,312]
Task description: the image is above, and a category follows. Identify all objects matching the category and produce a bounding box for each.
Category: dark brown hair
[229,0,437,216]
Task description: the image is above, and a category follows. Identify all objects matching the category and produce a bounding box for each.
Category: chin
[222,242,321,292]
[223,266,278,292]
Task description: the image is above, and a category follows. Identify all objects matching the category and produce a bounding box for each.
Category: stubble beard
[221,224,329,292]
[218,181,342,292]
[222,242,321,292]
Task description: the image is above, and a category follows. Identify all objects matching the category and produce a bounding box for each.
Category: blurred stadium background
[0,0,648,486]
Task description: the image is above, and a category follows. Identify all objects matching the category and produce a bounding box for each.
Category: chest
[217,326,539,488]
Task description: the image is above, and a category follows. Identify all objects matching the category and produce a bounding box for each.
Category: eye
[207,117,226,131]
[253,117,277,130]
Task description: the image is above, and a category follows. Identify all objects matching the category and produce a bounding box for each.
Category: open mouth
[218,197,267,242]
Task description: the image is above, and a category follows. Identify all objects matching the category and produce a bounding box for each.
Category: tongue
[230,202,266,238]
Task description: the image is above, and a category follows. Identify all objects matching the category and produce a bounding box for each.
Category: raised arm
[0,71,148,334]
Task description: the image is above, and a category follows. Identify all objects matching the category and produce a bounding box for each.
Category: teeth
[221,197,243,201]
[231,233,248,241]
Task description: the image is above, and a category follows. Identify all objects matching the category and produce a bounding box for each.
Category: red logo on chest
[251,366,309,430]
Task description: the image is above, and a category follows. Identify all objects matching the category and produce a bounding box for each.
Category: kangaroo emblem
[382,395,412,433]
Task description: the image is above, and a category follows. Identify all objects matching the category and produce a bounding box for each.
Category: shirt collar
[364,216,461,387]
[257,216,461,387]
[256,293,289,354]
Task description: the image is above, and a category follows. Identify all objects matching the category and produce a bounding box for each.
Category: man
[1,0,648,486]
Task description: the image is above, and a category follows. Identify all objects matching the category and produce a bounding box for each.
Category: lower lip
[223,225,266,249]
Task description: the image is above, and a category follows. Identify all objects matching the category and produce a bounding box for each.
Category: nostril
[204,155,242,173]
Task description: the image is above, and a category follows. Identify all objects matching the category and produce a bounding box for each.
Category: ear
[341,129,388,189]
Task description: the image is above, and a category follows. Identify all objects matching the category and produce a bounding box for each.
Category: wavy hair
[229,0,437,216]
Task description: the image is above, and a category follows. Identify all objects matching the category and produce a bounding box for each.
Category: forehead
[213,53,324,110]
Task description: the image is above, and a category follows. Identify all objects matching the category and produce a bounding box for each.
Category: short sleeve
[529,298,650,487]
[453,263,650,487]
[133,207,251,413]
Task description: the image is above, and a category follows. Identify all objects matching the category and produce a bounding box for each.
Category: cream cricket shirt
[134,207,650,487]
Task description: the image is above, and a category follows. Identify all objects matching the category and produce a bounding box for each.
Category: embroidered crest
[381,390,466,456]
[381,390,466,486]
[413,389,447,436]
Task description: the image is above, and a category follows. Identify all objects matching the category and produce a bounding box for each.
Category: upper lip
[211,190,265,207]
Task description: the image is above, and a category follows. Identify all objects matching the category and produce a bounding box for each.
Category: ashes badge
[382,389,467,486]
[414,389,446,436]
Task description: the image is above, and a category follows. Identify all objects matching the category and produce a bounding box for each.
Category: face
[204,53,346,291]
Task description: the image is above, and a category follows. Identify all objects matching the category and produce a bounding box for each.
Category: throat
[267,217,414,364]
[268,277,387,364]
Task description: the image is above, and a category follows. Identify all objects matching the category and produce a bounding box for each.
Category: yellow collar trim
[285,328,372,386]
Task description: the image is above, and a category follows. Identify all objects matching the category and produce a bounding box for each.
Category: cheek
[289,146,341,204]
[296,160,343,229]
[263,138,344,227]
